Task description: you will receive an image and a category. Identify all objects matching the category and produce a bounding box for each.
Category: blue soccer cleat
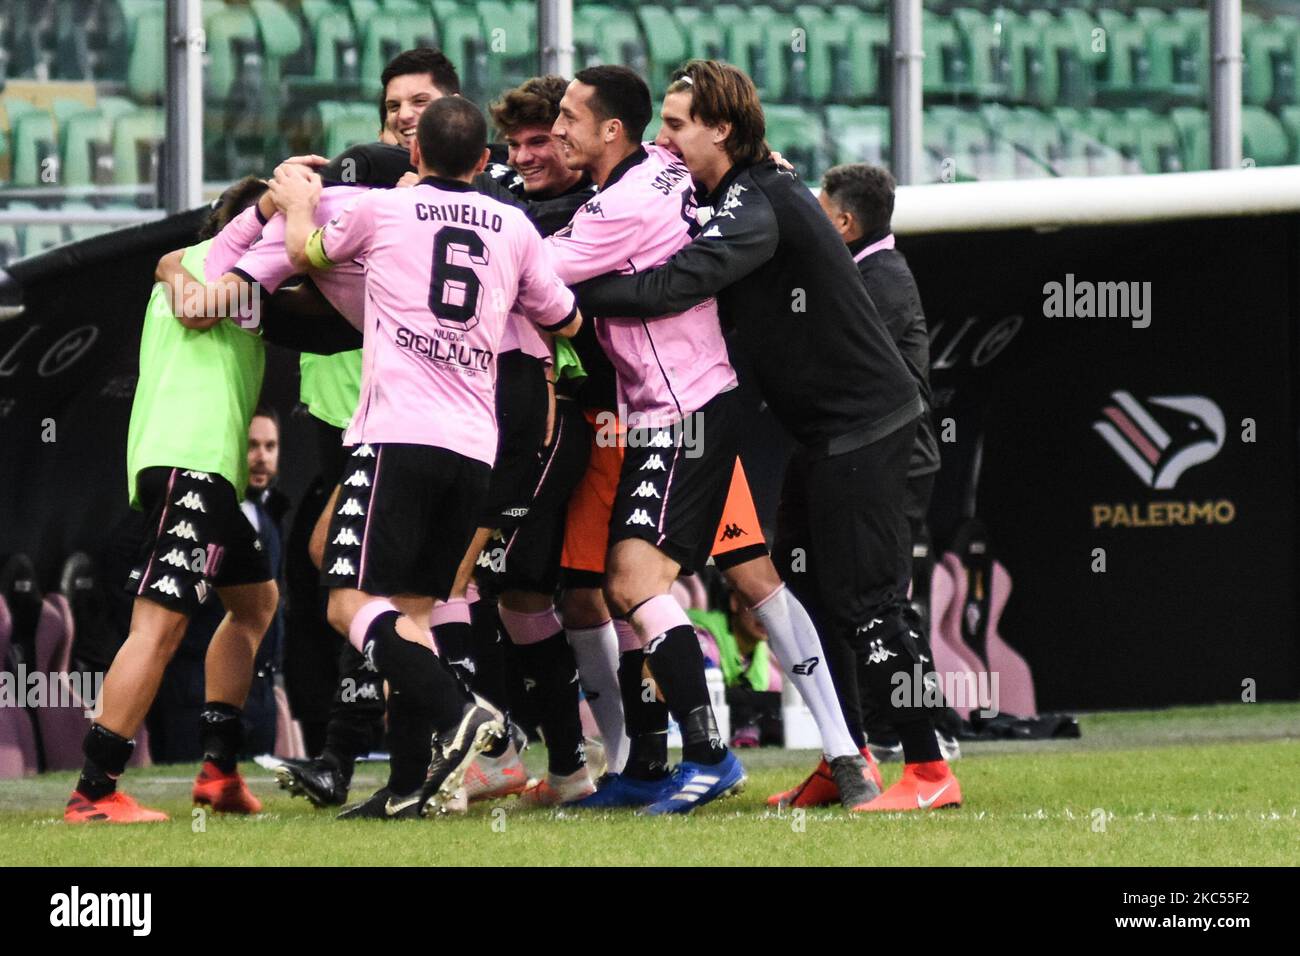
[572,772,681,809]
[641,752,747,816]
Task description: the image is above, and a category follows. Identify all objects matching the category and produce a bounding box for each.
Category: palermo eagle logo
[1092,390,1225,490]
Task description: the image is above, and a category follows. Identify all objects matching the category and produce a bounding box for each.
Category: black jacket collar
[848,228,892,257]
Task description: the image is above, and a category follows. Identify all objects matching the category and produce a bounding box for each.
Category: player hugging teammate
[67,47,958,824]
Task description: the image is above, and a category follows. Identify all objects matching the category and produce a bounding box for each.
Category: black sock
[385,689,434,796]
[433,620,476,692]
[77,724,134,800]
[367,611,470,730]
[516,632,585,776]
[201,701,243,773]
[323,644,387,782]
[643,624,726,765]
[470,597,509,715]
[617,649,669,781]
[855,609,942,764]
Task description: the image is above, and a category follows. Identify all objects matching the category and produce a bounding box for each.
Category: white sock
[753,585,858,759]
[567,621,628,774]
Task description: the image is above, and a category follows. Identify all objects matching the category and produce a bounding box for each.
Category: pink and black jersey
[206,204,265,281]
[308,176,576,464]
[232,185,369,328]
[544,144,736,427]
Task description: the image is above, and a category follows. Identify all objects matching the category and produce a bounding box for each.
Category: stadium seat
[381,0,437,52]
[111,107,164,186]
[123,0,165,103]
[1279,105,1300,164]
[60,109,114,187]
[574,5,647,80]
[1026,9,1097,108]
[296,1,359,85]
[357,12,405,95]
[637,6,688,94]
[1101,108,1182,174]
[1242,105,1291,167]
[51,0,93,80]
[763,104,827,183]
[11,109,59,186]
[982,104,1062,178]
[1241,12,1290,107]
[1139,7,1202,100]
[721,7,792,103]
[824,105,889,167]
[952,8,1012,99]
[205,4,264,103]
[434,3,487,100]
[251,0,306,92]
[1168,105,1209,172]
[323,102,378,156]
[1094,9,1151,99]
[923,9,972,95]
[673,9,727,64]
[10,202,66,258]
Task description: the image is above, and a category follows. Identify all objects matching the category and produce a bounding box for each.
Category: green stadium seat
[982,104,1061,177]
[1099,108,1182,174]
[923,9,972,95]
[62,202,115,244]
[324,104,380,156]
[381,0,438,52]
[1094,10,1151,99]
[784,5,830,104]
[126,3,165,102]
[435,3,487,99]
[1279,105,1300,163]
[988,8,1031,102]
[824,105,889,167]
[1027,10,1097,108]
[296,2,359,85]
[477,0,539,95]
[112,108,164,186]
[251,0,306,92]
[9,203,67,259]
[573,5,646,80]
[11,109,59,186]
[798,8,890,104]
[673,9,727,64]
[953,8,1012,99]
[205,5,262,103]
[358,13,406,95]
[1168,106,1209,171]
[1241,12,1292,107]
[60,110,115,187]
[1139,7,1202,99]
[762,104,827,183]
[720,7,792,102]
[637,6,688,95]
[1242,105,1291,166]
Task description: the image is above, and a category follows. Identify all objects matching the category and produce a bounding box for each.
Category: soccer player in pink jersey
[270,96,582,819]
[541,66,748,813]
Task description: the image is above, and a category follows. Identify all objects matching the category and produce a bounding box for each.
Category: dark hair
[572,65,651,144]
[821,163,895,237]
[667,60,768,166]
[417,97,487,177]
[380,47,460,97]
[377,89,387,131]
[200,176,267,239]
[251,405,281,432]
[490,74,569,136]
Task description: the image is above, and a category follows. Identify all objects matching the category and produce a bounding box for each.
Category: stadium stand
[0,0,1296,257]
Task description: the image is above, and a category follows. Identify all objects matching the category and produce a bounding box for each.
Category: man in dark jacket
[573,60,960,812]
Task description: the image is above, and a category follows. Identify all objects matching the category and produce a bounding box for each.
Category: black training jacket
[573,159,919,455]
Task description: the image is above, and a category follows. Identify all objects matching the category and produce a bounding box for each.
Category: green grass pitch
[2,702,1297,866]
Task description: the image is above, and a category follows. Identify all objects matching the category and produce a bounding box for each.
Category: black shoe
[419,697,505,818]
[271,756,348,808]
[336,787,421,821]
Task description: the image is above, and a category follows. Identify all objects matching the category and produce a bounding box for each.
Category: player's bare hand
[275,154,329,172]
[395,171,420,188]
[269,164,322,211]
[770,150,795,172]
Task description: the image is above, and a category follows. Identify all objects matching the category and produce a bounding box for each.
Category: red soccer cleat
[766,747,883,809]
[851,760,962,813]
[65,790,169,824]
[192,761,263,814]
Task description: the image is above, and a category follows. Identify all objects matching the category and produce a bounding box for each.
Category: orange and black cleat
[65,790,169,824]
[851,760,962,813]
[192,761,263,814]
[767,747,883,809]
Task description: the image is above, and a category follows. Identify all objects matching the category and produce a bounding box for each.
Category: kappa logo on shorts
[344,470,370,488]
[332,527,362,547]
[173,491,207,512]
[338,498,365,517]
[353,445,375,458]
[626,508,654,527]
[719,523,747,540]
[159,548,189,569]
[792,656,820,675]
[150,576,182,598]
[648,431,673,448]
[328,557,356,576]
[166,520,199,541]
[180,470,213,481]
[866,639,897,665]
[631,481,661,498]
[640,454,667,472]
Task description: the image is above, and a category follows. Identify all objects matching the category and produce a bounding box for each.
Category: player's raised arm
[517,219,583,338]
[269,164,326,273]
[573,189,778,319]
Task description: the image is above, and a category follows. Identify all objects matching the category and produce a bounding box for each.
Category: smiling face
[552,81,611,174]
[654,90,730,188]
[505,124,577,195]
[383,72,448,149]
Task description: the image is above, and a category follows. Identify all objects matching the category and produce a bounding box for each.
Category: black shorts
[480,397,592,595]
[127,466,272,616]
[477,351,548,530]
[608,388,742,572]
[320,442,490,599]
